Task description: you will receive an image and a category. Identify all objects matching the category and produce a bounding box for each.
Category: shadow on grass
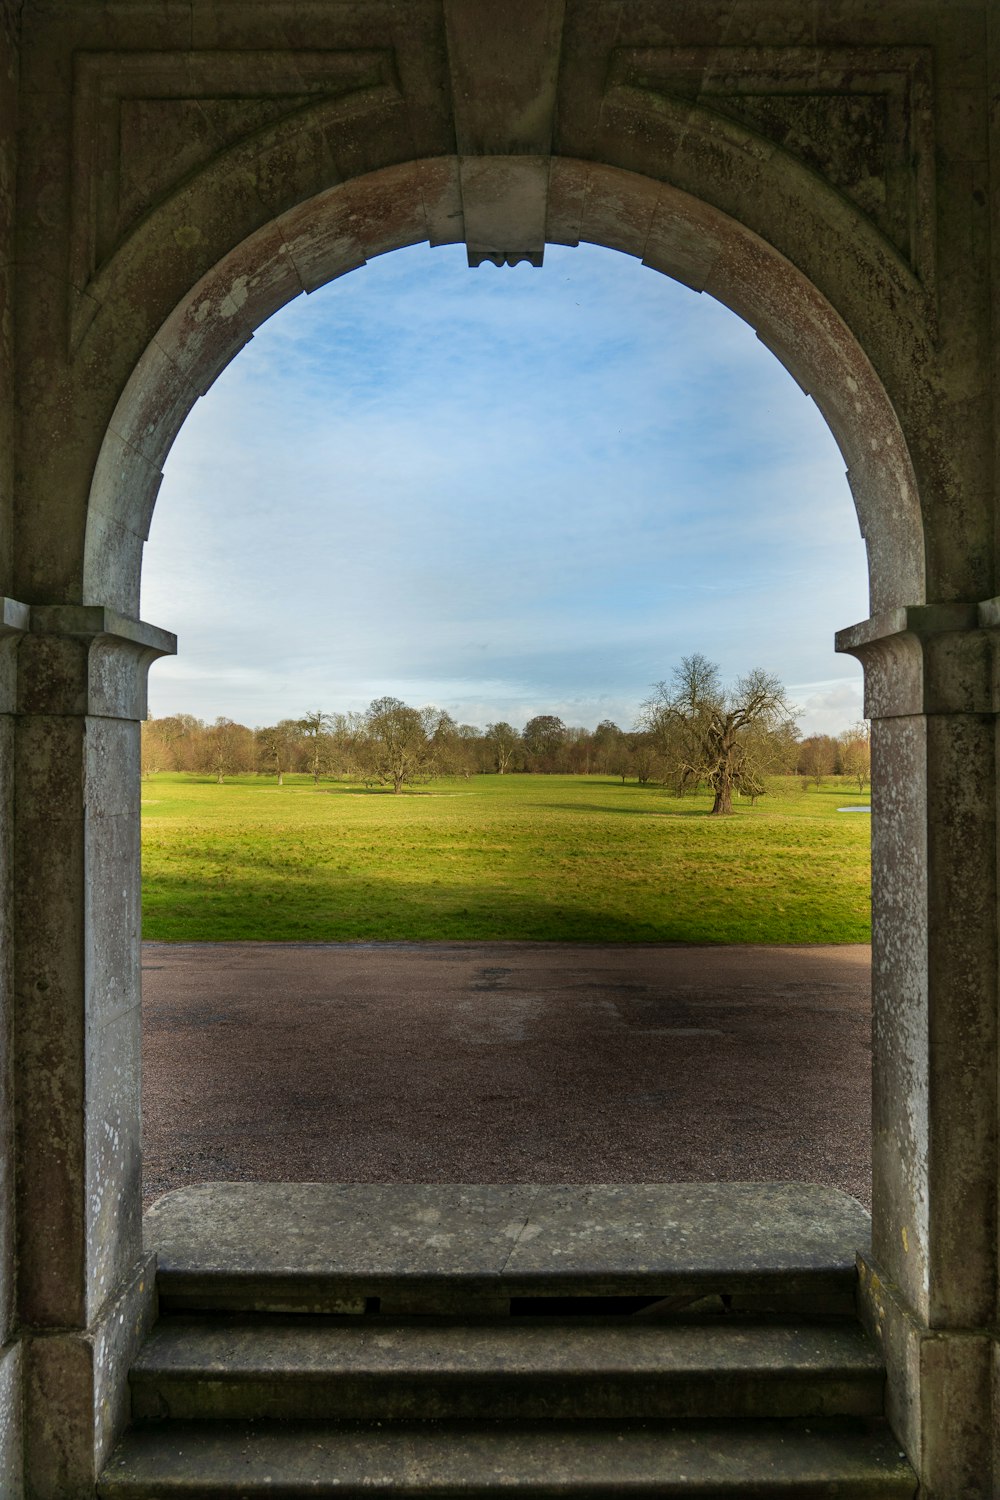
[537,802,717,819]
[141,871,720,944]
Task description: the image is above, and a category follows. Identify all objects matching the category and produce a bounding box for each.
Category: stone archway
[85,146,938,1465]
[5,7,998,1495]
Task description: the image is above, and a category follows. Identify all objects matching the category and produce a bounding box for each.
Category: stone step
[98,1418,916,1497]
[146,1182,871,1314]
[130,1316,885,1422]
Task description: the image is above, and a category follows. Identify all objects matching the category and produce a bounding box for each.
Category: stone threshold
[145,1182,871,1313]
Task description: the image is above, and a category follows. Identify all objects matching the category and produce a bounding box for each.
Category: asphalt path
[141,943,872,1210]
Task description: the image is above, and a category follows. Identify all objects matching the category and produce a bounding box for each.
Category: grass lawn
[141,773,871,944]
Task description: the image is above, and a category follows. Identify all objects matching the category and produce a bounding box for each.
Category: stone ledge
[99,1415,915,1496]
[146,1182,871,1310]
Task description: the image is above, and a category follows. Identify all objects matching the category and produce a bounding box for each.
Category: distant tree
[640,653,720,796]
[563,726,594,775]
[199,718,254,784]
[149,712,204,772]
[627,731,661,786]
[141,718,173,777]
[456,723,483,779]
[838,722,871,793]
[522,714,566,771]
[609,736,634,784]
[361,696,435,794]
[256,722,297,785]
[297,710,333,784]
[592,720,625,776]
[798,734,838,787]
[642,657,796,815]
[426,710,478,778]
[486,721,520,775]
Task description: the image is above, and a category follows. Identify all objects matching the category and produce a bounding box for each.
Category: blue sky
[142,241,868,737]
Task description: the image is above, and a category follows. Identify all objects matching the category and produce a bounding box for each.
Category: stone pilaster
[13,605,173,1498]
[838,603,1000,1497]
[0,600,27,1500]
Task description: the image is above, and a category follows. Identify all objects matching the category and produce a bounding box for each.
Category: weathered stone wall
[4,3,1000,1495]
[0,4,22,1495]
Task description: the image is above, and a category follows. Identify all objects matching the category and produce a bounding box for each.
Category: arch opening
[85,158,925,623]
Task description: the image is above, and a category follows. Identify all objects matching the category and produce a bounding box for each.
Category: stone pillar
[838,603,999,1499]
[13,605,174,1498]
[0,600,28,1500]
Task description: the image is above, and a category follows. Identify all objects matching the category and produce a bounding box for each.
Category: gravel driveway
[141,942,872,1209]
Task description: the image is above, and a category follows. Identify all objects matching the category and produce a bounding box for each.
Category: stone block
[276,188,366,295]
[544,157,587,247]
[87,435,161,544]
[642,184,724,294]
[24,1254,155,1499]
[444,0,564,155]
[0,712,13,1346]
[85,1009,143,1318]
[100,338,198,480]
[342,162,433,262]
[146,1181,871,1310]
[575,161,659,261]
[81,508,148,618]
[85,811,140,1029]
[14,711,87,818]
[0,1338,22,1500]
[416,156,464,248]
[459,155,549,266]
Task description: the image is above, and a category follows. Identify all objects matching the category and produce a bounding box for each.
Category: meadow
[141,773,871,944]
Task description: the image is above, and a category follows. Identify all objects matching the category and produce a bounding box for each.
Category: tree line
[142,658,870,812]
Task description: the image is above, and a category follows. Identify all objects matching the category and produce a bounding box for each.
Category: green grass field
[140,773,871,944]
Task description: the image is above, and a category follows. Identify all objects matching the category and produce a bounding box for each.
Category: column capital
[17,605,175,720]
[836,601,1000,718]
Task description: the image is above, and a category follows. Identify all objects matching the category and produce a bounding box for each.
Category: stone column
[13,605,174,1498]
[838,603,999,1499]
[0,599,28,1499]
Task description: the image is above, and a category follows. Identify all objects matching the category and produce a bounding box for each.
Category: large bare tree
[641,656,796,815]
[361,696,436,794]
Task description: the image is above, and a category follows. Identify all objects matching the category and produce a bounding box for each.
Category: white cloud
[789,678,866,737]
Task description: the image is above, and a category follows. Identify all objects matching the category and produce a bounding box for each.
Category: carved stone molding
[606,47,934,285]
[18,606,175,720]
[835,602,1000,719]
[70,48,402,292]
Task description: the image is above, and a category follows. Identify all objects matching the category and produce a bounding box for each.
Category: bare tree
[640,653,720,797]
[486,721,520,775]
[199,718,255,784]
[297,710,333,785]
[838,721,871,794]
[798,734,838,787]
[256,722,297,785]
[361,696,435,794]
[642,657,796,815]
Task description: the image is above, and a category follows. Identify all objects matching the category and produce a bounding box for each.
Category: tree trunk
[277,770,283,786]
[711,783,733,814]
